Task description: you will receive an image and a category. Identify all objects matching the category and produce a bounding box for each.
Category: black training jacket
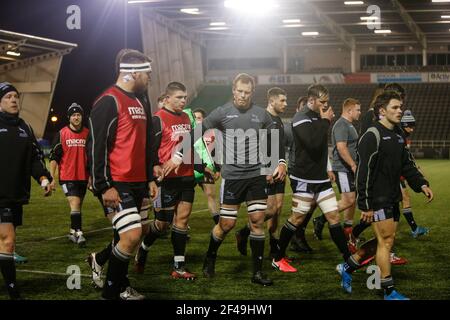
[0,112,52,206]
[356,121,428,211]
[290,107,330,182]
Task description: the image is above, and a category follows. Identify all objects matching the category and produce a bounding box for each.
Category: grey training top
[203,102,282,180]
[331,117,359,173]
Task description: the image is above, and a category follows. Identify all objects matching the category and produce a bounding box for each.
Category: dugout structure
[0,30,77,138]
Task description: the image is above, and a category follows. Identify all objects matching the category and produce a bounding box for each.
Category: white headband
[119,62,152,73]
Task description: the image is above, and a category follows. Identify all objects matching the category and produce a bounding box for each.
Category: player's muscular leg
[117,226,142,254]
[214,204,240,239]
[289,195,310,226]
[267,194,283,236]
[203,184,217,214]
[319,193,340,224]
[373,219,396,278]
[156,206,175,232]
[401,187,411,208]
[67,196,81,212]
[173,201,193,230]
[0,224,15,254]
[265,195,276,220]
[248,210,265,235]
[339,192,355,214]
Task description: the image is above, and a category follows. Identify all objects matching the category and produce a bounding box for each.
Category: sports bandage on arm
[171,151,184,165]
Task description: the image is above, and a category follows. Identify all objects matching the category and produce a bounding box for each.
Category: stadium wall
[139,8,205,112]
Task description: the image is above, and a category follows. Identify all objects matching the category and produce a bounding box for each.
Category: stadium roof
[0,29,77,73]
[130,0,450,48]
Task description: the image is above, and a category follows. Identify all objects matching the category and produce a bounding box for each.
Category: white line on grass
[16,208,210,245]
[16,269,92,278]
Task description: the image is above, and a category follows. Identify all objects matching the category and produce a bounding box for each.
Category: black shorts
[373,205,401,222]
[266,180,286,196]
[290,178,333,196]
[154,177,195,209]
[0,205,23,227]
[61,181,88,198]
[99,182,147,217]
[220,175,268,205]
[334,171,356,194]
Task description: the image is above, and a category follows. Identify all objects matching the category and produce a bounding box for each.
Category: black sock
[239,224,251,238]
[269,236,278,252]
[96,242,112,266]
[352,220,371,238]
[275,221,297,261]
[142,221,162,248]
[206,232,223,259]
[103,245,130,299]
[301,208,314,230]
[381,276,395,296]
[212,213,220,225]
[329,223,351,260]
[294,226,305,240]
[249,234,265,274]
[70,211,82,231]
[343,255,361,273]
[0,253,19,299]
[113,229,120,245]
[402,208,417,231]
[121,275,130,291]
[171,226,188,269]
[343,221,353,229]
[317,214,327,224]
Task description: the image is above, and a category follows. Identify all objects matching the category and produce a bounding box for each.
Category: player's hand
[320,106,334,122]
[272,163,286,182]
[43,184,53,197]
[148,181,158,202]
[204,167,215,176]
[162,159,181,177]
[40,178,52,197]
[360,210,374,223]
[87,176,93,191]
[153,165,164,182]
[102,187,121,208]
[49,180,56,192]
[351,164,357,174]
[421,186,434,203]
[327,170,336,183]
[213,171,221,181]
[266,175,274,184]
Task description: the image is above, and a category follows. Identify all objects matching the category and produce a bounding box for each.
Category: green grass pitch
[4,159,449,300]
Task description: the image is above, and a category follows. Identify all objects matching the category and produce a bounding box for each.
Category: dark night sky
[1,0,143,139]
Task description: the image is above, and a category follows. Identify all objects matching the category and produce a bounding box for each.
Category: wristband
[41,179,50,189]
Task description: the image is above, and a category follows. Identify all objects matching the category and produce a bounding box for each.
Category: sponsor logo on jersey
[170,123,191,141]
[251,114,260,123]
[382,136,391,140]
[128,105,147,120]
[18,128,28,138]
[66,138,86,147]
[0,128,7,133]
[226,115,239,118]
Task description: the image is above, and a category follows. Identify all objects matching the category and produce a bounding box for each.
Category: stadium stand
[192,83,450,142]
[189,85,232,113]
